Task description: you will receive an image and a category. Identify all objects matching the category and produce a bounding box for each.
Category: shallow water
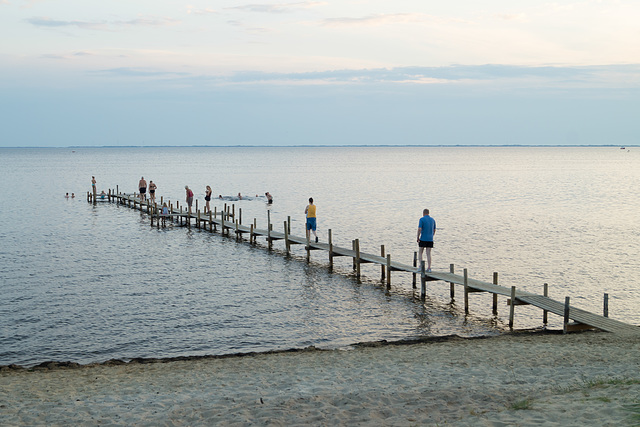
[1,146,638,366]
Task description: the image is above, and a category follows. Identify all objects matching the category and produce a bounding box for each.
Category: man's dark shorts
[418,240,434,248]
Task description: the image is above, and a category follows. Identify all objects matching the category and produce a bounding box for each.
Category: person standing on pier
[417,208,436,272]
[185,186,194,213]
[205,185,212,214]
[149,180,157,203]
[91,176,96,190]
[139,177,147,201]
[305,197,318,243]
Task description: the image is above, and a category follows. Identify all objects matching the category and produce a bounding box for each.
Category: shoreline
[2,330,639,425]
[1,330,543,372]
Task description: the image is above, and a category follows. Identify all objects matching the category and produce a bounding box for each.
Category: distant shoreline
[1,145,636,149]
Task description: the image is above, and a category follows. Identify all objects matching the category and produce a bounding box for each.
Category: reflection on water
[1,146,638,366]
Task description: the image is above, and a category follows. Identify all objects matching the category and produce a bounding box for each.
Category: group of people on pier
[92,176,437,272]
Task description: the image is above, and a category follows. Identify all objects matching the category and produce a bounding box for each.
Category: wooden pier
[90,189,639,335]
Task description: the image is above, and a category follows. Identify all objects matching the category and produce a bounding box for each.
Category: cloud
[26,15,180,31]
[226,1,326,13]
[320,13,445,27]
[186,6,218,15]
[93,67,191,78]
[40,51,95,60]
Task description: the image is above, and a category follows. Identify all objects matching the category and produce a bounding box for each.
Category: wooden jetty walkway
[89,189,639,336]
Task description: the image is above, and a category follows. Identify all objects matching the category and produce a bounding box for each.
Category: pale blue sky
[1,0,639,147]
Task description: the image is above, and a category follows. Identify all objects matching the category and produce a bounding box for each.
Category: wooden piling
[604,293,609,318]
[449,264,455,300]
[284,221,290,254]
[328,229,334,269]
[411,251,416,288]
[386,254,391,289]
[464,268,469,314]
[543,283,549,324]
[509,286,517,330]
[354,239,361,278]
[563,296,571,334]
[492,272,499,315]
[420,260,426,299]
[381,245,386,281]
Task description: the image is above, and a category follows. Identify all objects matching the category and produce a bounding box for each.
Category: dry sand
[1,331,639,426]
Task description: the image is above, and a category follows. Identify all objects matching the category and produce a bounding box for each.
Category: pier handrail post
[464,268,469,314]
[603,293,609,318]
[288,216,291,234]
[239,208,242,225]
[197,210,201,229]
[284,221,290,255]
[563,296,571,334]
[236,220,240,241]
[492,272,499,315]
[412,251,416,288]
[420,260,426,299]
[354,239,361,279]
[509,286,517,330]
[213,207,218,232]
[250,224,255,244]
[328,229,334,269]
[381,245,386,282]
[209,211,213,232]
[386,254,391,289]
[543,283,549,324]
[449,264,455,300]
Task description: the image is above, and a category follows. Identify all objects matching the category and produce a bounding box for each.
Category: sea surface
[1,146,638,367]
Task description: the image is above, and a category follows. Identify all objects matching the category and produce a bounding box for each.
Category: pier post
[288,216,291,234]
[250,224,255,244]
[543,283,549,324]
[352,240,356,270]
[239,208,242,225]
[213,207,218,232]
[354,239,361,279]
[381,245,386,281]
[449,264,455,300]
[509,286,516,330]
[603,293,609,318]
[209,211,213,232]
[412,251,416,288]
[284,221,290,255]
[328,229,334,269]
[464,268,469,314]
[386,254,391,289]
[92,183,97,205]
[492,272,499,315]
[420,260,426,299]
[197,210,201,229]
[563,296,571,334]
[236,220,240,241]
[268,224,273,249]
[306,234,311,261]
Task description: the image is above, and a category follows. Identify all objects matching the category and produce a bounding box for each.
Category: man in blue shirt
[417,209,436,272]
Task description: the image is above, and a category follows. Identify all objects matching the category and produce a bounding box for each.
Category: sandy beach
[1,331,639,426]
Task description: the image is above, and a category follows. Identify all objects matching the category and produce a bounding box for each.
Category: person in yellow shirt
[305,197,318,243]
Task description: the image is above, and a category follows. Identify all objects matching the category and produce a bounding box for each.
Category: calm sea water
[1,147,638,366]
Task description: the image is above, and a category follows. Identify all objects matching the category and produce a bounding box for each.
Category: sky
[1,0,639,147]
